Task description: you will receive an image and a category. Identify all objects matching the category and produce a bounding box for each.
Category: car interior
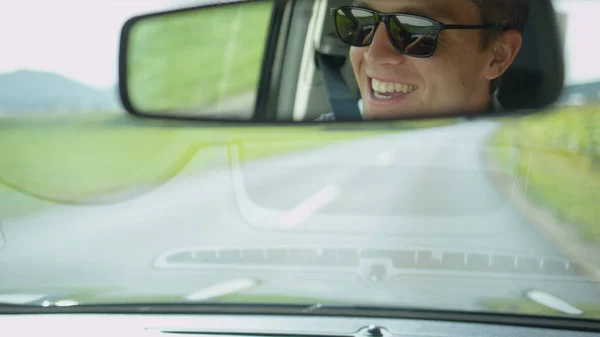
[287,0,565,121]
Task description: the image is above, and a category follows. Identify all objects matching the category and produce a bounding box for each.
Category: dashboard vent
[154,246,590,282]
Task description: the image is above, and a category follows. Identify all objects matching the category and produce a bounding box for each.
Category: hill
[0,70,120,113]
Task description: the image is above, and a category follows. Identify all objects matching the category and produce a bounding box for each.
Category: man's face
[350,0,496,119]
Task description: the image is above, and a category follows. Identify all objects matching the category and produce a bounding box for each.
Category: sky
[0,0,182,89]
[0,0,598,89]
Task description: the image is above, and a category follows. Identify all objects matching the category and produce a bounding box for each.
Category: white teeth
[372,78,417,94]
[374,92,392,99]
[372,80,381,92]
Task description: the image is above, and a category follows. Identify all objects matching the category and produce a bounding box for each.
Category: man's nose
[364,23,406,66]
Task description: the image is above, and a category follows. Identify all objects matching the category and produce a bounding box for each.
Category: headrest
[497,0,564,110]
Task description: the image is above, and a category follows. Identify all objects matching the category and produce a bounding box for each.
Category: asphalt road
[1,120,600,312]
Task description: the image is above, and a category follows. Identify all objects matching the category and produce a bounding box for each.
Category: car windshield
[1,0,600,323]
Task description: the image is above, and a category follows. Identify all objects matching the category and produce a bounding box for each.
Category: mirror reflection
[125,0,273,119]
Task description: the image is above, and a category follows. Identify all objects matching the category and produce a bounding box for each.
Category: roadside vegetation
[488,104,600,241]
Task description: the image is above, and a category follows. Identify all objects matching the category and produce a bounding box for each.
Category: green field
[489,104,600,241]
[127,0,273,113]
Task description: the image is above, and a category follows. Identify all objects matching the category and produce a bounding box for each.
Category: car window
[1,0,600,324]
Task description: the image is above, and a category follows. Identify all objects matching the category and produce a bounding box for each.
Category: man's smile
[368,77,419,104]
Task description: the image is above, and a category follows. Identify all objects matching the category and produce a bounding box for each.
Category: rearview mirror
[119,0,274,120]
[119,0,565,122]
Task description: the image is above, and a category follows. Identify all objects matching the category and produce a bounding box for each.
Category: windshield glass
[1,0,600,322]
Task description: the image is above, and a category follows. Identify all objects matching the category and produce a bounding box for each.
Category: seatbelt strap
[315,52,362,121]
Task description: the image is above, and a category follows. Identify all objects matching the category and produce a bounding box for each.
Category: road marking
[525,290,583,315]
[376,149,395,167]
[185,278,258,301]
[280,184,340,227]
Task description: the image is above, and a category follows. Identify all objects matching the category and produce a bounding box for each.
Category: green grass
[127,0,273,113]
[489,104,600,241]
[482,298,600,319]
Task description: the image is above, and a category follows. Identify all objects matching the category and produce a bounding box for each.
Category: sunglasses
[331,6,511,58]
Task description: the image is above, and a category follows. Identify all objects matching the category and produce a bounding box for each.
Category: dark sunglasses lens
[388,15,438,56]
[334,8,376,46]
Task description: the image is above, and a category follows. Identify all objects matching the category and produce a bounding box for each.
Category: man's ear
[484,30,523,81]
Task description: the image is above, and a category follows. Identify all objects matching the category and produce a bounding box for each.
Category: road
[1,120,600,312]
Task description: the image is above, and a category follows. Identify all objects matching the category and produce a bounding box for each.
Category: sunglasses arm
[442,24,511,31]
